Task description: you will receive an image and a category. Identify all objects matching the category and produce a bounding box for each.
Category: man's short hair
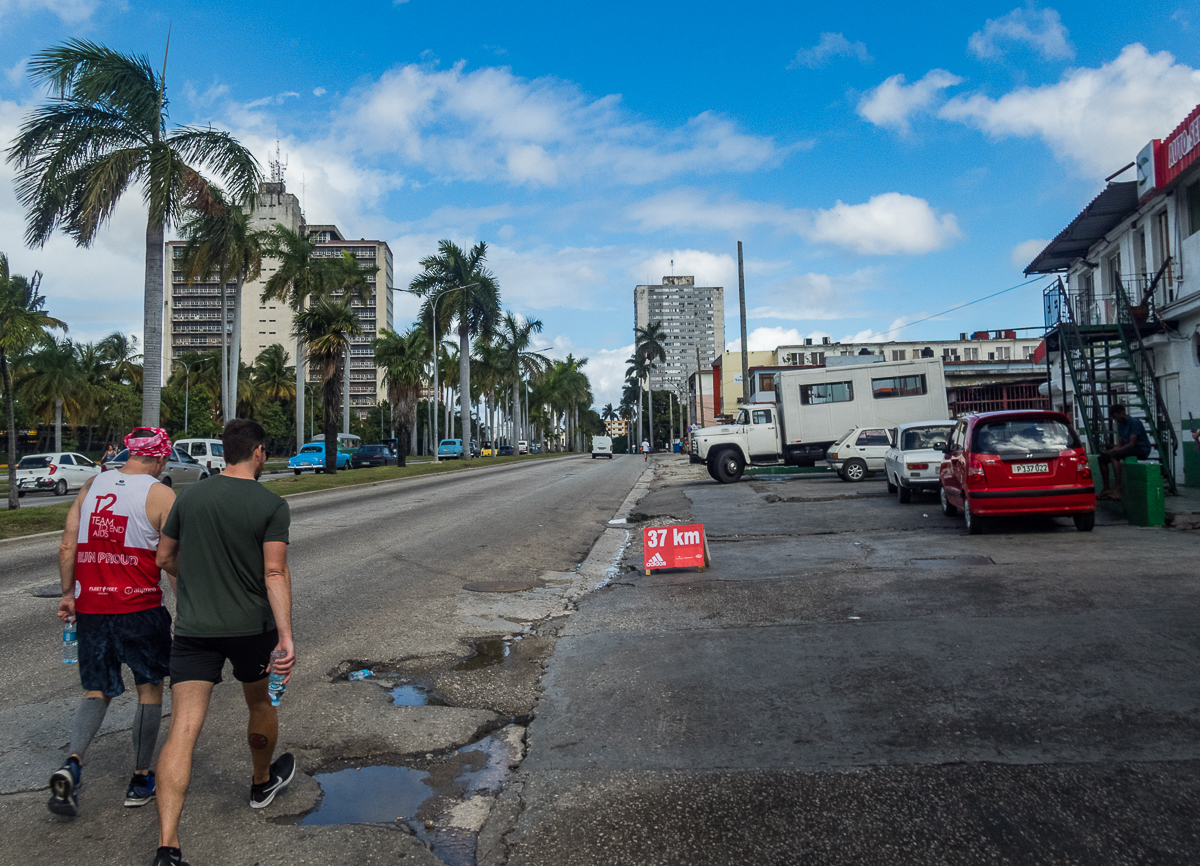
[1110,404,1127,418]
[223,419,267,465]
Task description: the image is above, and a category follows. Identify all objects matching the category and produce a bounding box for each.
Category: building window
[758,373,774,392]
[800,381,853,405]
[891,350,906,361]
[963,347,978,361]
[871,375,927,399]
[1188,181,1200,236]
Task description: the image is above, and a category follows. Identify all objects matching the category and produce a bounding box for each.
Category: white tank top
[74,470,163,614]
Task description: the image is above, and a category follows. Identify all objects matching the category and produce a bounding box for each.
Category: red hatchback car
[938,410,1096,534]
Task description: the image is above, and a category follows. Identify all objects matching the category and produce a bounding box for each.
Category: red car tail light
[1077,458,1092,480]
[48,464,57,475]
[967,456,987,486]
[906,463,929,470]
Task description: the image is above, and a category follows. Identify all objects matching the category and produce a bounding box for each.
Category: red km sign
[643,523,711,574]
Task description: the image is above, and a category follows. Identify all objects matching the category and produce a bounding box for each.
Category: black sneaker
[151,846,188,866]
[249,752,295,809]
[47,757,81,817]
[125,771,155,807]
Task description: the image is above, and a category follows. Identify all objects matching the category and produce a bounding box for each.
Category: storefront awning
[1024,181,1139,274]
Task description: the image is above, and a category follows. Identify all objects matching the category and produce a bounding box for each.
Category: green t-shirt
[162,475,290,637]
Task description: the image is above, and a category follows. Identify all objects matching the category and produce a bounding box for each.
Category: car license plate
[1011,462,1050,474]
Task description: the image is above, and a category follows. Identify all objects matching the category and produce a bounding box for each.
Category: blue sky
[2,1,1200,407]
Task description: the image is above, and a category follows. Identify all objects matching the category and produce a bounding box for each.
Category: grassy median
[0,451,574,540]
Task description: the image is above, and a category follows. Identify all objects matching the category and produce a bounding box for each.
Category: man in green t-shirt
[150,420,295,866]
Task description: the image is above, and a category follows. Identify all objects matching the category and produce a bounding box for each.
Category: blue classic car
[289,442,353,474]
[437,438,465,459]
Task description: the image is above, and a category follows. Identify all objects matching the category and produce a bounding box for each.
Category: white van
[591,435,614,459]
[175,438,226,473]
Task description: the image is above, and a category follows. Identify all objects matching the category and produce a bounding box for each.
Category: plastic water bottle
[347,669,372,681]
[267,649,287,706]
[62,618,78,665]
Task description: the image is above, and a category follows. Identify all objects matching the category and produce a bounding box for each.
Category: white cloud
[1011,238,1050,269]
[810,193,961,255]
[335,61,789,186]
[313,87,327,97]
[857,69,963,133]
[746,269,879,321]
[789,33,871,69]
[628,188,807,235]
[968,6,1074,61]
[0,0,99,23]
[843,314,928,343]
[630,249,738,293]
[939,44,1200,175]
[5,58,27,87]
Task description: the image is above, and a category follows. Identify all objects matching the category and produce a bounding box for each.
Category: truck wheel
[1073,512,1095,532]
[714,450,744,483]
[897,482,912,504]
[886,473,897,493]
[940,486,957,517]
[842,459,867,482]
[706,461,719,480]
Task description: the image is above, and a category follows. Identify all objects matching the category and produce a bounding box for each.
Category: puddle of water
[451,638,511,671]
[910,555,995,566]
[301,726,524,866]
[391,684,448,706]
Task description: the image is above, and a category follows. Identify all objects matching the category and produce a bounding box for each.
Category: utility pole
[738,240,749,406]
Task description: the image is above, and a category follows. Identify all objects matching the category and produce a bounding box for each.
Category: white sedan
[884,422,955,503]
[14,452,101,497]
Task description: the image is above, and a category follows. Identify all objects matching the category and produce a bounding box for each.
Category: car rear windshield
[300,445,322,453]
[17,456,50,469]
[902,426,953,451]
[972,418,1080,455]
[360,446,385,453]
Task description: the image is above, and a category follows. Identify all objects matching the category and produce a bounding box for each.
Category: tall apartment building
[164,173,393,418]
[633,275,724,390]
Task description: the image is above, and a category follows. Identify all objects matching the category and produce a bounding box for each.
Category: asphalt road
[486,459,1200,865]
[0,453,646,866]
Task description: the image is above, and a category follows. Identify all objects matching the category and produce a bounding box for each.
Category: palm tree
[98,331,142,389]
[409,240,501,460]
[293,297,362,473]
[495,312,549,446]
[0,254,66,509]
[6,39,261,426]
[74,341,112,453]
[635,322,667,447]
[626,352,650,444]
[19,337,82,452]
[601,402,616,437]
[177,186,268,423]
[373,327,430,466]
[253,344,295,403]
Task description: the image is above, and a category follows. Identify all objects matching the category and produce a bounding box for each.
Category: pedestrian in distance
[641,438,651,462]
[152,419,295,866]
[48,428,178,818]
[103,443,118,463]
[1097,404,1152,500]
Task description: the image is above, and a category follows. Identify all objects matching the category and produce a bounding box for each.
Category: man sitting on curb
[1098,404,1152,500]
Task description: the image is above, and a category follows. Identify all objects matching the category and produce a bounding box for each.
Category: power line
[857,277,1052,342]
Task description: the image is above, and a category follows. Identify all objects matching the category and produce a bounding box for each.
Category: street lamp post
[174,357,210,437]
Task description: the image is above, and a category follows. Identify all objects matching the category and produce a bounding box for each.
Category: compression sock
[68,697,108,761]
[132,703,163,771]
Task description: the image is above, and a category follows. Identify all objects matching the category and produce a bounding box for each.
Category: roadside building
[605,417,630,438]
[634,276,724,392]
[686,368,716,428]
[164,163,393,420]
[709,350,774,418]
[1025,100,1200,489]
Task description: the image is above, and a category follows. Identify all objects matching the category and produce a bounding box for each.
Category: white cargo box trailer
[774,357,949,464]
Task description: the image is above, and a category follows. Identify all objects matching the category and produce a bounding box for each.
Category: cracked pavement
[483,458,1200,865]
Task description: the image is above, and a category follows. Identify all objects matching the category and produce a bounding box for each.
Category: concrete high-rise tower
[633,276,725,389]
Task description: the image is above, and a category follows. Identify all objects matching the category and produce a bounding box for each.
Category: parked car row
[823,410,1096,534]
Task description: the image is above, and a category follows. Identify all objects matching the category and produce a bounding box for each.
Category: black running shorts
[77,607,172,698]
[170,629,279,685]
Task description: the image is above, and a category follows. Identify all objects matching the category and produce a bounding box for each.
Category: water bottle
[347,669,372,681]
[62,618,78,665]
[267,649,287,706]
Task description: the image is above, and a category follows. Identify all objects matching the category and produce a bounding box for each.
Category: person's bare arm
[146,482,178,593]
[155,535,180,592]
[263,540,295,679]
[56,477,94,622]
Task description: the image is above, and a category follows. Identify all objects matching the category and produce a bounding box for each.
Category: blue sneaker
[48,757,81,817]
[125,771,155,807]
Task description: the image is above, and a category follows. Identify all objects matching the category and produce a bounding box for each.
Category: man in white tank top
[48,428,178,819]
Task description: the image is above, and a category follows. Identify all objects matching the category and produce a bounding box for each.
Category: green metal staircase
[1044,277,1178,494]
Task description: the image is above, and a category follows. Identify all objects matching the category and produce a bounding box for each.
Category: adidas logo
[646,553,667,567]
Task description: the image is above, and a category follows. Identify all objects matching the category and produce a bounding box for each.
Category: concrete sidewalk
[483,457,1200,864]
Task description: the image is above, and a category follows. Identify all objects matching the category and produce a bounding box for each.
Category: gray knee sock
[69,697,108,761]
[132,703,162,772]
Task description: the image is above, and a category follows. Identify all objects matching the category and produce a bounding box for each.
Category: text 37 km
[646,527,701,548]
